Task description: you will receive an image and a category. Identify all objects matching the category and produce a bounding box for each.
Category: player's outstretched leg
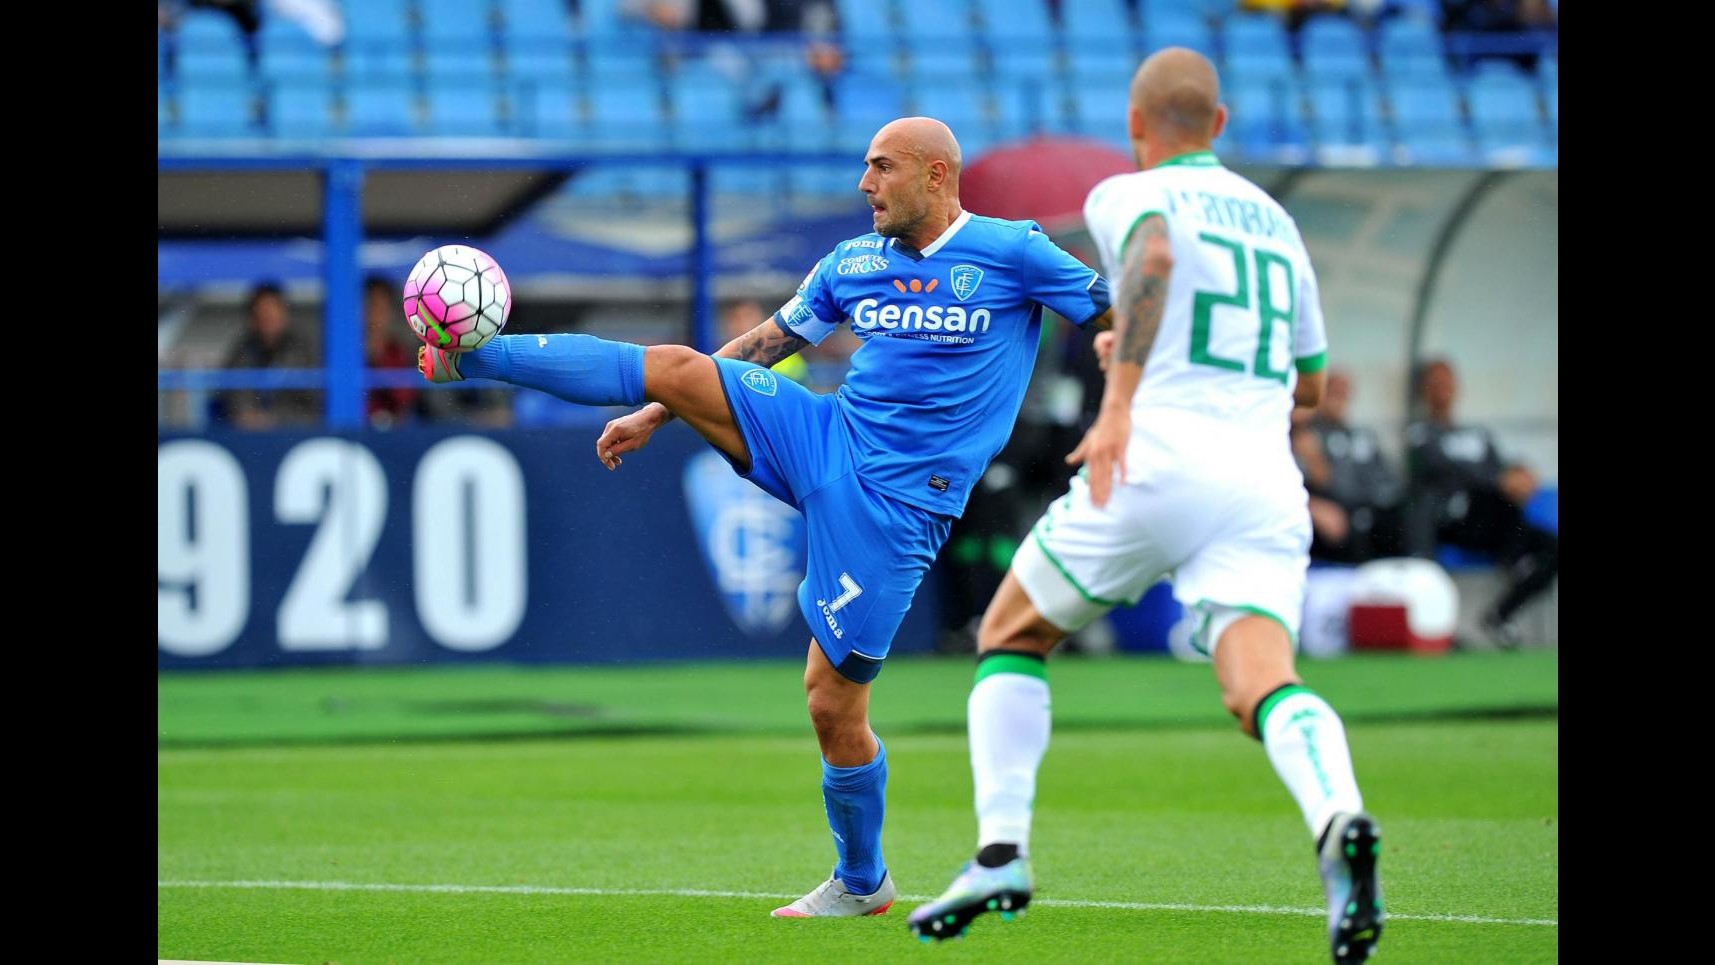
[1214,612,1383,963]
[910,573,1060,943]
[420,335,747,463]
[417,335,644,406]
[774,643,896,919]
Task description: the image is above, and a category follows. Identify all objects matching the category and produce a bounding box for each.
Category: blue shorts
[714,358,953,684]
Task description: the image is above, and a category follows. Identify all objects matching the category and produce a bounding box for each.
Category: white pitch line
[156,879,1556,928]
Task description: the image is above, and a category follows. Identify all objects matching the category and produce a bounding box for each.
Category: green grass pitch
[158,650,1557,963]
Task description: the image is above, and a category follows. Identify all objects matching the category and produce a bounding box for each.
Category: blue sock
[460,334,646,407]
[821,738,888,896]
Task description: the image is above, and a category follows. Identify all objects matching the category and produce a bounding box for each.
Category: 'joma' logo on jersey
[950,265,984,301]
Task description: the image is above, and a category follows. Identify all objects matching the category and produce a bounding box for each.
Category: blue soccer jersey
[774,212,1111,516]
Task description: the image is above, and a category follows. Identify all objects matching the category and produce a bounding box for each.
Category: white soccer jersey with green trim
[1083,151,1328,435]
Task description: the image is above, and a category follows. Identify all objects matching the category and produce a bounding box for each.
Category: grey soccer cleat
[771,871,896,918]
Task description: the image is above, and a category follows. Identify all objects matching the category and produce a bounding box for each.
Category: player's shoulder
[964,213,1046,239]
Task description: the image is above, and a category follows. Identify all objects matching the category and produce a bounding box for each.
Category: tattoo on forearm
[1117,217,1168,367]
[721,319,810,368]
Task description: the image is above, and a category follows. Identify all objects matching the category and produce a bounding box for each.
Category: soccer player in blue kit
[418,117,1112,917]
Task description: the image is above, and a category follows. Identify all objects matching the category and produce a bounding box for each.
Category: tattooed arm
[629,316,810,430]
[1064,213,1172,508]
[717,315,812,368]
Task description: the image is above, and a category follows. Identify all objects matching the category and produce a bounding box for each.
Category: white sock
[1259,686,1365,840]
[969,658,1051,855]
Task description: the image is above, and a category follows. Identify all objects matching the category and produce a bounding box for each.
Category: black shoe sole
[909,890,1032,942]
[1333,817,1383,964]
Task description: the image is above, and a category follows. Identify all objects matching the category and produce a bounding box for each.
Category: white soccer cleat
[418,344,464,383]
[771,871,896,918]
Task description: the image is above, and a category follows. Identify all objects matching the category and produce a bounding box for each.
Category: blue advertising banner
[157,425,942,669]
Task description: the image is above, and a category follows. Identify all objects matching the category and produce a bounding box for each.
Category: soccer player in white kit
[909,49,1383,964]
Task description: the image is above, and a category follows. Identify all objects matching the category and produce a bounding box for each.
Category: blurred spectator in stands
[1239,0,1354,35]
[621,0,845,117]
[160,0,263,71]
[1405,358,1558,646]
[364,275,417,430]
[1439,0,1554,71]
[220,281,321,429]
[1292,368,1408,563]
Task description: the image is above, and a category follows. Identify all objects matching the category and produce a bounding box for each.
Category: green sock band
[1253,683,1314,739]
[974,650,1048,684]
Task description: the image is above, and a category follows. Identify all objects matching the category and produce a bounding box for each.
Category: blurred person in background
[622,0,845,117]
[1291,368,1408,563]
[364,275,417,430]
[1438,0,1554,71]
[1405,358,1557,646]
[219,281,321,429]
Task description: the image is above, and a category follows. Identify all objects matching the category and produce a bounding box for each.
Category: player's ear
[927,158,948,191]
[1127,104,1144,143]
[1211,103,1228,142]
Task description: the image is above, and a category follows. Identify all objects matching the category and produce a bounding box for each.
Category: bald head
[859,116,966,247]
[870,116,963,180]
[1129,47,1222,143]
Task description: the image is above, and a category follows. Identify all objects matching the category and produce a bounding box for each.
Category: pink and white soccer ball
[402,245,511,353]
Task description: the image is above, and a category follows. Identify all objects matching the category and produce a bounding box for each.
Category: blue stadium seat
[1069,83,1131,142]
[342,43,415,84]
[343,0,413,42]
[1307,78,1388,153]
[258,31,332,82]
[1223,14,1295,81]
[1466,71,1547,158]
[912,80,993,140]
[973,0,1053,42]
[667,67,745,150]
[835,0,896,43]
[830,73,907,151]
[1144,16,1217,58]
[343,83,423,136]
[505,38,576,88]
[1068,43,1141,83]
[586,81,669,149]
[789,164,864,199]
[422,43,500,85]
[424,81,508,137]
[897,0,976,41]
[159,30,172,80]
[499,0,575,37]
[999,76,1071,138]
[1386,77,1473,164]
[1543,79,1557,133]
[513,80,580,138]
[1300,15,1370,80]
[1060,0,1135,44]
[418,0,495,41]
[179,83,260,136]
[584,37,659,81]
[268,77,337,137]
[909,38,983,78]
[779,79,836,149]
[989,44,1058,85]
[1222,76,1310,157]
[1377,17,1445,78]
[175,10,252,81]
[1538,54,1557,85]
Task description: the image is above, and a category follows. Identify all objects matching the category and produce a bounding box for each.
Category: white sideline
[156,879,1557,928]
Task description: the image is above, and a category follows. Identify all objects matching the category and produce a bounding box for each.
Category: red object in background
[1348,603,1453,655]
[961,137,1137,235]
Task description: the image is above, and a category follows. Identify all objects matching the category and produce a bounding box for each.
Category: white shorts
[1012,413,1311,653]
